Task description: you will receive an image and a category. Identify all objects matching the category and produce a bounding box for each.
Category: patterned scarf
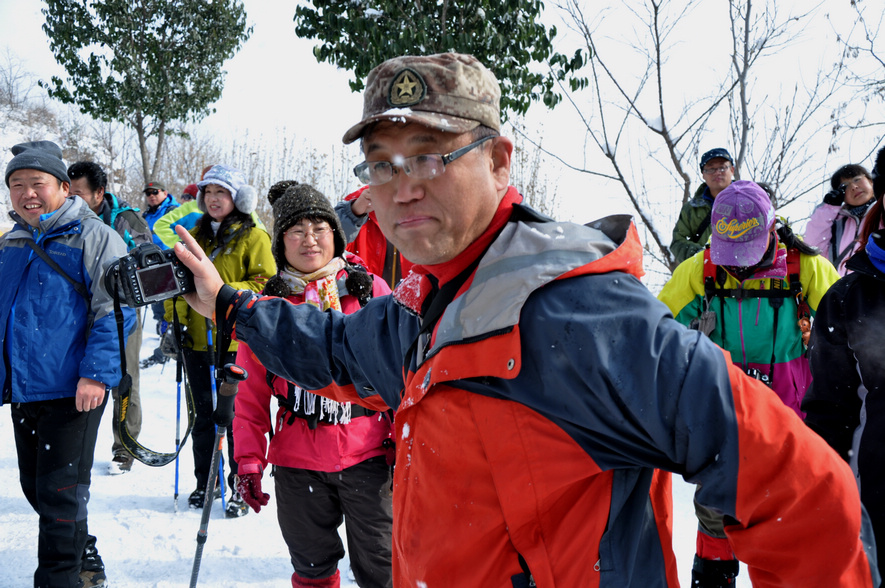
[279,257,346,311]
[279,256,351,423]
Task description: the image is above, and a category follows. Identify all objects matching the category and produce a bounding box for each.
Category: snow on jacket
[221,192,874,587]
[803,202,869,275]
[152,200,267,249]
[164,220,274,352]
[142,194,179,249]
[233,260,392,475]
[658,243,839,416]
[670,183,713,264]
[0,197,135,404]
[803,245,885,568]
[337,187,414,289]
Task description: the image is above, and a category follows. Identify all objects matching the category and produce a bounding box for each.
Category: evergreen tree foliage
[293,0,587,118]
[40,0,253,181]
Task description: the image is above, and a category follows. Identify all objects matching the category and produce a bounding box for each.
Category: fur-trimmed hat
[269,183,345,271]
[196,164,256,214]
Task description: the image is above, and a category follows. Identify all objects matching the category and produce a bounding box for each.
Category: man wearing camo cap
[172,53,877,586]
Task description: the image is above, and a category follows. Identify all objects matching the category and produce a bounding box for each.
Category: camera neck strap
[25,239,90,301]
[110,282,196,466]
[24,239,94,337]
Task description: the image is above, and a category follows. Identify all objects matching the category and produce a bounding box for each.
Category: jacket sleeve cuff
[239,462,263,475]
[216,284,243,341]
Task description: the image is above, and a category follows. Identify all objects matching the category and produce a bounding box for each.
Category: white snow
[0,313,749,586]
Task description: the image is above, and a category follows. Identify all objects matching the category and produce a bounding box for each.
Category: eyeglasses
[353,135,496,186]
[840,176,867,189]
[144,189,160,196]
[703,165,732,175]
[284,225,332,242]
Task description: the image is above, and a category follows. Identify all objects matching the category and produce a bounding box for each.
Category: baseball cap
[700,148,733,172]
[710,180,775,267]
[342,53,501,144]
[143,181,165,192]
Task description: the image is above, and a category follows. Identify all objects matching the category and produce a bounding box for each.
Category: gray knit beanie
[269,184,345,270]
[5,141,70,186]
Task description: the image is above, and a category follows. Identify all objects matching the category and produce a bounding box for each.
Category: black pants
[182,348,239,490]
[275,456,393,588]
[12,394,107,588]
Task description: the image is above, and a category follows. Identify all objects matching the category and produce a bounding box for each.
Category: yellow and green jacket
[659,242,839,415]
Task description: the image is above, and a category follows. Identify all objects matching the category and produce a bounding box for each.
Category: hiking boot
[691,555,739,588]
[188,485,221,509]
[80,536,107,587]
[107,453,133,475]
[140,348,168,369]
[80,569,108,588]
[225,490,249,518]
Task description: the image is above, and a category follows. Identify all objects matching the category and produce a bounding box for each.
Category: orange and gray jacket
[217,201,874,587]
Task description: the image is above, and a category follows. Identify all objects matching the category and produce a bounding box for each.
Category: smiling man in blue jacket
[1,141,134,588]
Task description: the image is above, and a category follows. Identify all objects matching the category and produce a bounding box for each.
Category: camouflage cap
[342,53,501,144]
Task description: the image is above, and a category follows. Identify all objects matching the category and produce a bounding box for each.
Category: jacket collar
[7,196,84,240]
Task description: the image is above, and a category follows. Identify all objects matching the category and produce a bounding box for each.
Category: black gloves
[823,186,845,206]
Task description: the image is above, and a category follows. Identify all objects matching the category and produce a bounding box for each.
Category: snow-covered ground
[0,312,748,587]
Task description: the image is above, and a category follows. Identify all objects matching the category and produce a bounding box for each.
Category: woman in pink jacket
[804,164,876,275]
[233,182,393,588]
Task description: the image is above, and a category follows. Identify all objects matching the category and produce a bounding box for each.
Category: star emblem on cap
[388,68,426,107]
[395,73,418,98]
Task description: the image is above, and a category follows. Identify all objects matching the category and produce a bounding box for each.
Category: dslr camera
[105,243,195,307]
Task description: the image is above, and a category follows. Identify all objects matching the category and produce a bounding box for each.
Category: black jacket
[803,242,885,568]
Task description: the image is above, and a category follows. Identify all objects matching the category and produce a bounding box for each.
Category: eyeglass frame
[143,189,161,196]
[702,164,733,175]
[353,134,497,186]
[283,222,334,242]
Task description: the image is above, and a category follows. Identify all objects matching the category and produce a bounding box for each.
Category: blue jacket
[0,197,135,404]
[142,194,179,249]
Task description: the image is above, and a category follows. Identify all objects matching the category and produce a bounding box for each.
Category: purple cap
[710,180,775,266]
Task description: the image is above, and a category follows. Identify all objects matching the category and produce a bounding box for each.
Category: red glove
[236,472,270,513]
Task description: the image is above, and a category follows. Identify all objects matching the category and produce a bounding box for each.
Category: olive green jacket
[670,183,713,265]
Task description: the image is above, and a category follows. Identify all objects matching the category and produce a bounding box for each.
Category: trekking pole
[173,353,183,512]
[205,321,227,511]
[189,363,247,588]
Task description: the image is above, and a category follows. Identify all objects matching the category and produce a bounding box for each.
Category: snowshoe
[225,490,250,518]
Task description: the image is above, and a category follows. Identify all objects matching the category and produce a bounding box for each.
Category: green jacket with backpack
[670,183,714,265]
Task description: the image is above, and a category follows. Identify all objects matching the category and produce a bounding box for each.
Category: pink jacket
[233,267,393,474]
[803,203,866,276]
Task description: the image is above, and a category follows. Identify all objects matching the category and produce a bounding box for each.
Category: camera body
[744,367,772,388]
[105,243,195,307]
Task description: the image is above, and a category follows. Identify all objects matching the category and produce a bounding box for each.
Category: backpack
[101,194,150,251]
[692,244,812,386]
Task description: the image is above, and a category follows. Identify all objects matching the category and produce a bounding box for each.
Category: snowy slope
[0,313,748,587]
